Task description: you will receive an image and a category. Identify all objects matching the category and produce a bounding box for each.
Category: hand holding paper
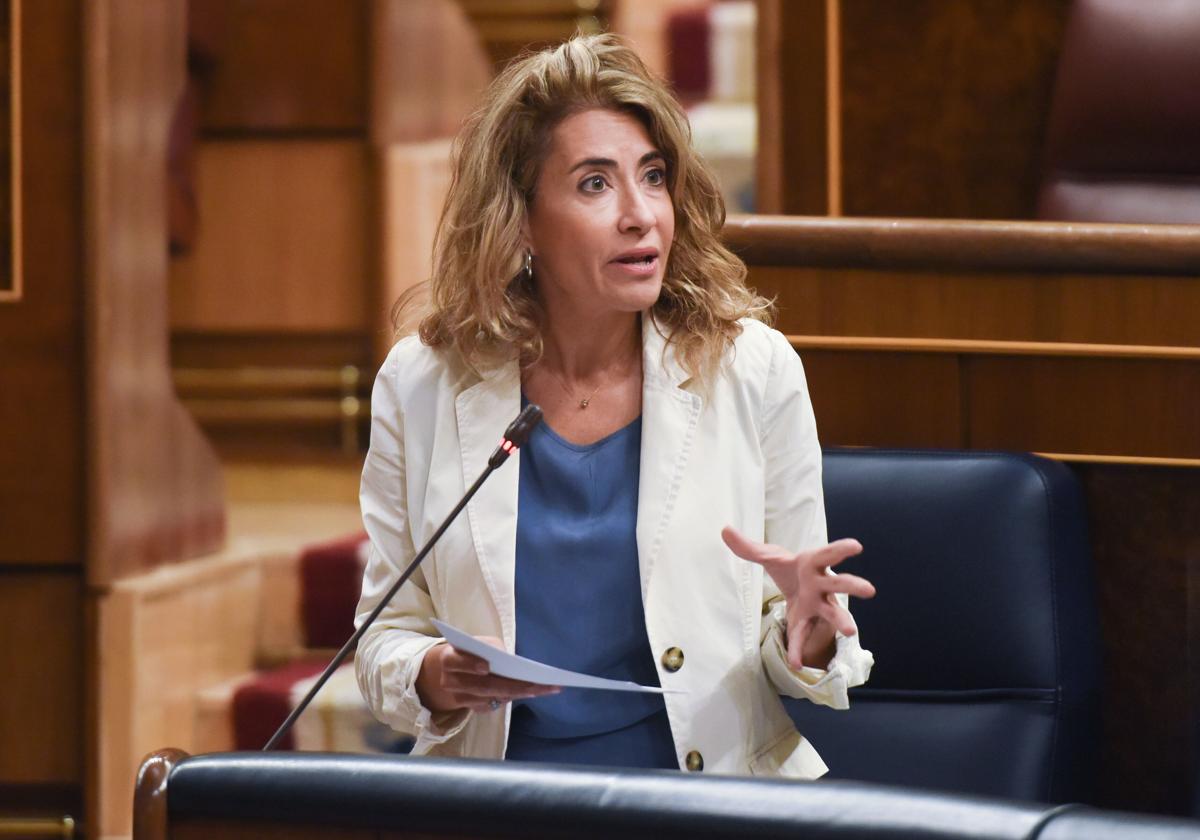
[432,619,682,694]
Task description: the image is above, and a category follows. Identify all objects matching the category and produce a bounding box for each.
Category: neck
[537,306,642,383]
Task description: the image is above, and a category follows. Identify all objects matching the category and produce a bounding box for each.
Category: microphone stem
[263,461,498,751]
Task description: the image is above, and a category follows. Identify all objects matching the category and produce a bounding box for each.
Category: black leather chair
[786,449,1102,803]
[136,750,1200,840]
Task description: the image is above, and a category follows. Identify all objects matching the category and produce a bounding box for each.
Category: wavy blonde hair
[406,32,772,382]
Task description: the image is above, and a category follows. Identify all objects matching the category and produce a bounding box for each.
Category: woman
[355,33,875,777]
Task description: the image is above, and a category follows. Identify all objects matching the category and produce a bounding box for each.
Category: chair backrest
[136,750,1053,840]
[135,750,1200,840]
[785,449,1102,803]
[1036,0,1200,223]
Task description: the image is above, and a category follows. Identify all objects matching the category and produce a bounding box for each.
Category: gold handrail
[0,817,75,838]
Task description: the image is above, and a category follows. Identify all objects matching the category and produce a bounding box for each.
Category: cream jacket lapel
[454,361,521,649]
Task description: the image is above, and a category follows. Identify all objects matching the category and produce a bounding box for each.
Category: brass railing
[0,817,75,837]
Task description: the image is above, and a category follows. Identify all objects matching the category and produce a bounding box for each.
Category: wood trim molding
[1037,452,1200,469]
[725,214,1200,275]
[786,335,1200,360]
[824,0,840,216]
[0,0,21,303]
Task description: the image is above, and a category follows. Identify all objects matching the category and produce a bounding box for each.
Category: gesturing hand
[416,636,560,714]
[721,526,876,671]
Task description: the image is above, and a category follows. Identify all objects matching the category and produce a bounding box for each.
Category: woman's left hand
[722,526,876,671]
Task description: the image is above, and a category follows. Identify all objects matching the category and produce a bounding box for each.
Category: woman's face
[525,107,675,320]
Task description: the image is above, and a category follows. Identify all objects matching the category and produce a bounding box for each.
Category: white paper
[431,618,682,694]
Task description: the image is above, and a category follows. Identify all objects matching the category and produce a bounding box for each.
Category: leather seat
[145,751,1200,839]
[160,751,1053,839]
[785,449,1102,803]
[1036,0,1200,223]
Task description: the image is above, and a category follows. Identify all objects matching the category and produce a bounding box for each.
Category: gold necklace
[547,369,604,409]
[540,356,638,410]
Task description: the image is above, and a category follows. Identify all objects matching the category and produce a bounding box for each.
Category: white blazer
[355,314,873,778]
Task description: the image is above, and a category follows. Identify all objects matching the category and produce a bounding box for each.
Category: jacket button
[686,750,704,772]
[661,647,685,672]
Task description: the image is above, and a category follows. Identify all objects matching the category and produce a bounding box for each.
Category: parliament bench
[134,750,1200,840]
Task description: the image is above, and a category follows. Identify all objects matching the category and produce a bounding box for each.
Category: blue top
[507,406,677,769]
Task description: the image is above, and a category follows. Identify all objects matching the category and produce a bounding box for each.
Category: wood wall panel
[755,266,1200,348]
[0,573,82,783]
[800,351,963,448]
[755,0,827,215]
[839,0,1069,219]
[195,0,367,133]
[759,0,1073,219]
[95,553,261,839]
[374,140,453,361]
[169,140,369,333]
[0,0,82,566]
[369,0,490,146]
[967,356,1200,459]
[458,0,611,70]
[1077,463,1200,813]
[0,347,83,566]
[85,0,225,584]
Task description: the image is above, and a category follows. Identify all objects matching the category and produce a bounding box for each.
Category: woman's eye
[645,168,666,186]
[581,175,607,193]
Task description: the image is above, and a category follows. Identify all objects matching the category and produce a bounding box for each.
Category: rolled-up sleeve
[354,344,470,745]
[756,329,874,709]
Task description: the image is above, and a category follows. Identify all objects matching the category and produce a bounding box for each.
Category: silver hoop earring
[523,251,533,281]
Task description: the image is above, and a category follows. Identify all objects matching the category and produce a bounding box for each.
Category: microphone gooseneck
[263,403,543,751]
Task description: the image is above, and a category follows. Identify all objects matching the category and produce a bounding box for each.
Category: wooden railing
[174,365,369,455]
[721,213,1200,815]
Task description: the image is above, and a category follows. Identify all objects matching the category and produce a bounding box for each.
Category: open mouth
[616,255,657,265]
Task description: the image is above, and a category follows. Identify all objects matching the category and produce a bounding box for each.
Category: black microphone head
[504,403,543,448]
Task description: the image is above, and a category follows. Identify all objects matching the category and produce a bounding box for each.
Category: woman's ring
[489,699,501,711]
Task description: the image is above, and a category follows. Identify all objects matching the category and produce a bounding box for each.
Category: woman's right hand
[416,637,560,714]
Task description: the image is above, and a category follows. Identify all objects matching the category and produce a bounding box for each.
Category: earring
[523,251,533,281]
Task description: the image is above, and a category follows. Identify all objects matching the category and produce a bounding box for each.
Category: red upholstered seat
[227,532,412,753]
[233,659,327,751]
[667,7,711,104]
[300,532,368,649]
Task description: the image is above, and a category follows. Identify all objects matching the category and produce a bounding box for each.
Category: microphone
[263,403,543,751]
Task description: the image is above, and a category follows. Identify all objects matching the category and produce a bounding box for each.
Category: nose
[618,184,656,234]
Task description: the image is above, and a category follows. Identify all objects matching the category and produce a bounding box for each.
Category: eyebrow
[568,150,665,174]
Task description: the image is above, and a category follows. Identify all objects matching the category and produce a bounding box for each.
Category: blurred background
[2,1,1199,838]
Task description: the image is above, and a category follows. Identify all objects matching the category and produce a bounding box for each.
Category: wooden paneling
[1077,464,1200,813]
[169,140,369,333]
[85,0,225,584]
[755,0,828,215]
[0,0,83,566]
[727,214,1200,275]
[172,332,372,370]
[968,356,1200,458]
[94,554,261,839]
[458,0,611,70]
[369,0,489,146]
[195,0,368,134]
[756,265,1200,348]
[0,573,83,783]
[839,0,1069,218]
[800,351,962,448]
[759,0,1073,219]
[0,0,19,302]
[374,140,453,361]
